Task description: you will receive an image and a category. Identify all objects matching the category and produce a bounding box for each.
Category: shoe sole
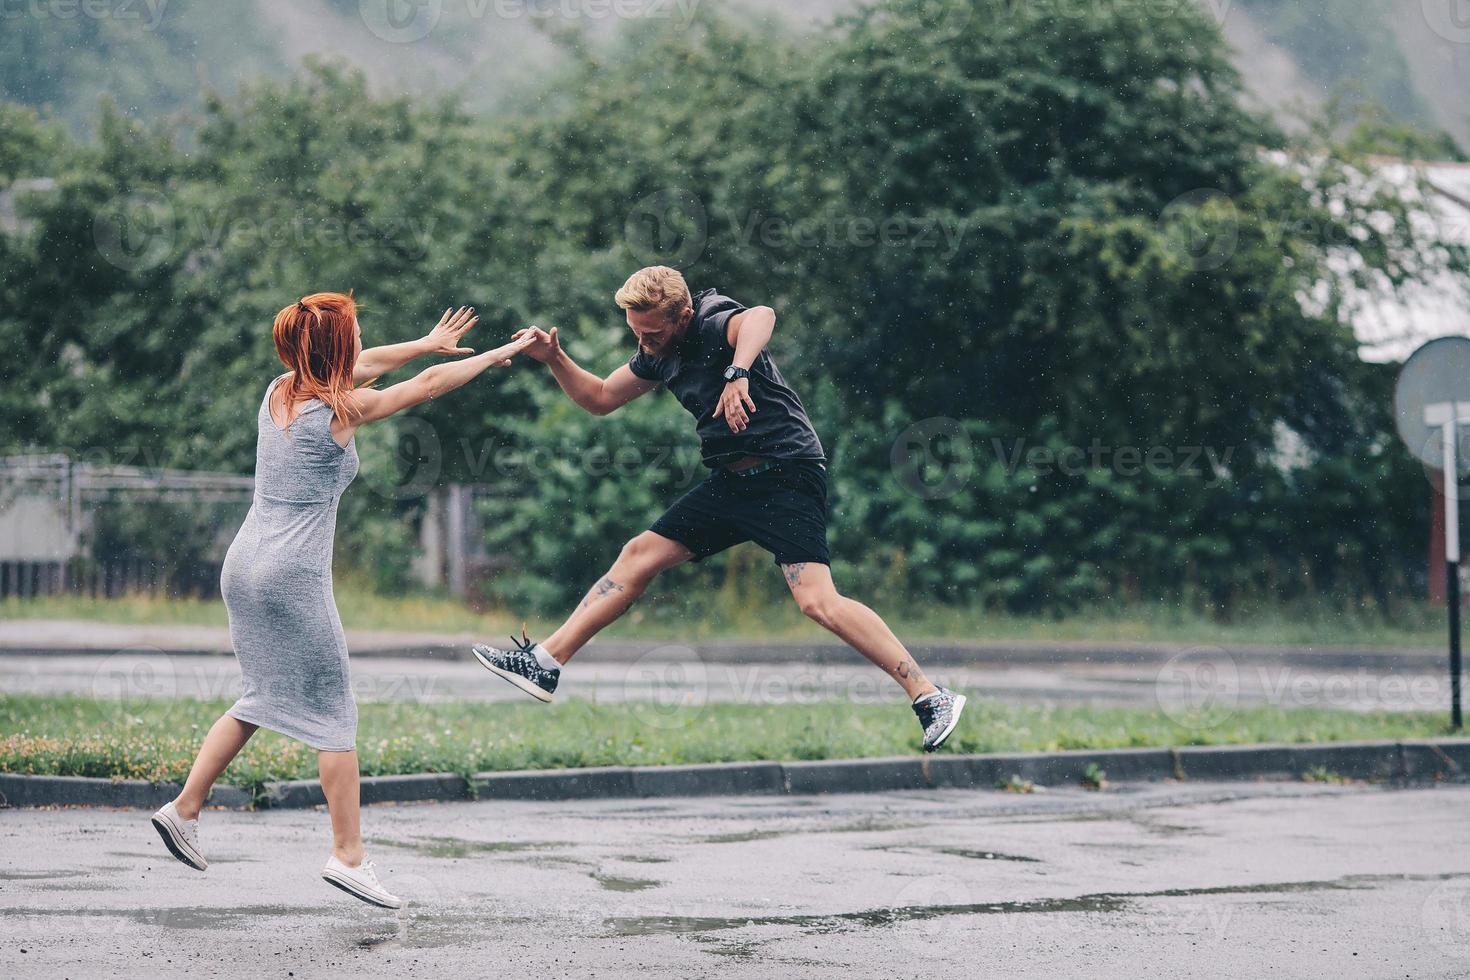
[321,870,402,910]
[923,694,967,753]
[472,646,555,703]
[151,814,207,871]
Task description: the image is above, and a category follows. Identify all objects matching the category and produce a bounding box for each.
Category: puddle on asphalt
[2,904,328,929]
[605,893,1128,937]
[863,845,1041,863]
[696,819,926,845]
[0,869,90,880]
[369,836,567,860]
[593,872,662,892]
[350,909,541,952]
[603,872,1467,940]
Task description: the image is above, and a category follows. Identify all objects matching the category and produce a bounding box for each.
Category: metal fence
[0,454,254,599]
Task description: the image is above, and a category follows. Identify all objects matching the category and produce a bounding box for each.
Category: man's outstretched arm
[513,325,658,416]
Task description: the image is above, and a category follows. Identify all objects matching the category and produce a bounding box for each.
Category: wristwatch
[723,365,751,383]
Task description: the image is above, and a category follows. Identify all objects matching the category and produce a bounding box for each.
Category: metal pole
[1443,412,1463,730]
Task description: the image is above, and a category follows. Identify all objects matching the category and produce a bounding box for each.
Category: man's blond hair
[615,266,693,322]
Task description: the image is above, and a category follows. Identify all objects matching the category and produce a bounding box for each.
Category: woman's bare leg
[172,714,258,820]
[318,750,364,867]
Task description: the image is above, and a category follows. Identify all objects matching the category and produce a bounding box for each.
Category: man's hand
[712,378,757,433]
[511,325,563,364]
[423,306,478,356]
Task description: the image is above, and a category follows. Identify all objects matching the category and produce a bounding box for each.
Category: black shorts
[650,459,830,567]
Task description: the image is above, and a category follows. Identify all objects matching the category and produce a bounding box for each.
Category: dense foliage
[2,0,1464,615]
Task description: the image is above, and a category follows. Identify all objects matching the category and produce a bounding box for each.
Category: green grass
[0,584,1450,649]
[0,694,1450,798]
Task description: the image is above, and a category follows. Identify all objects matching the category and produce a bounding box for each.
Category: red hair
[272,291,361,423]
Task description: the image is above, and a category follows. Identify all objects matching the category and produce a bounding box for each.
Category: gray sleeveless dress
[221,374,360,752]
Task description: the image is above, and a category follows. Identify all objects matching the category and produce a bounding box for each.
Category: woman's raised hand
[424,306,479,356]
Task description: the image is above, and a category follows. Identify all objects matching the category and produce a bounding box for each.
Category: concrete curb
[6,739,1470,809]
[0,774,252,810]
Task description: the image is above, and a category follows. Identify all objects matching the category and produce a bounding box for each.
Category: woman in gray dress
[150,292,532,908]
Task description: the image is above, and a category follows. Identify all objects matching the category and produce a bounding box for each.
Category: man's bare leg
[781,561,939,701]
[542,531,693,665]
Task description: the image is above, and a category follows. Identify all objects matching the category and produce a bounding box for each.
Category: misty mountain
[2,0,1466,153]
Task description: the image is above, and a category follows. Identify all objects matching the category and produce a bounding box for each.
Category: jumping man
[472,266,966,751]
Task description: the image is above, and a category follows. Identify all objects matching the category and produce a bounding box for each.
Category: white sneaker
[321,855,402,909]
[150,801,207,871]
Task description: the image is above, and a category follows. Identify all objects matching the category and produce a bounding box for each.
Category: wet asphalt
[4,781,1470,978]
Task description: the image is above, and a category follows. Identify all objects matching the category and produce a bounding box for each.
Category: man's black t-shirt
[628,289,826,469]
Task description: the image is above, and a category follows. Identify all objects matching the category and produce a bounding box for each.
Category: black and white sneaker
[472,630,560,703]
[913,687,967,753]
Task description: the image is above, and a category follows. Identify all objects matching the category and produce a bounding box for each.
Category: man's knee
[795,589,843,628]
[617,533,676,581]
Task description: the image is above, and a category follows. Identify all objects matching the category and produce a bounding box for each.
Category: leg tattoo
[783,563,808,587]
[580,577,627,609]
[896,659,930,687]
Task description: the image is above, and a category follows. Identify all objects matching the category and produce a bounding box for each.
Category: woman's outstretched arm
[332,329,535,445]
[352,307,480,385]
